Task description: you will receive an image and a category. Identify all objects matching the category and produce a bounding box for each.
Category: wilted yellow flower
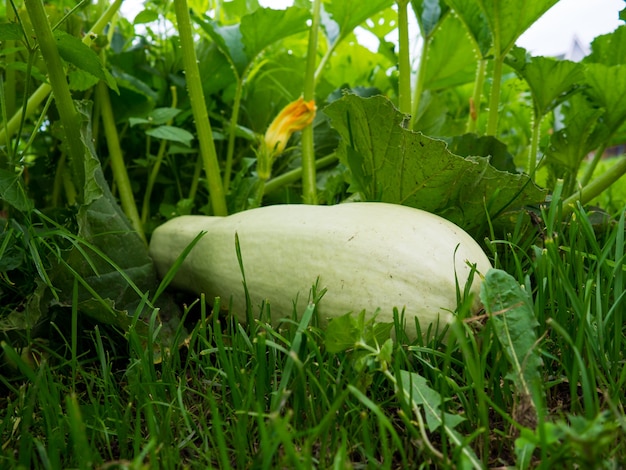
[263,97,316,156]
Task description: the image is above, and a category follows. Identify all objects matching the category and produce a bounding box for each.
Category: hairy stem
[410,37,429,130]
[97,82,145,242]
[223,79,243,194]
[300,0,322,205]
[527,114,541,178]
[485,56,503,136]
[173,0,228,216]
[397,0,412,115]
[141,86,178,224]
[466,59,486,134]
[24,0,85,199]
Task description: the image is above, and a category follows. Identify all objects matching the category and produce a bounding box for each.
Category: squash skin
[148,202,492,338]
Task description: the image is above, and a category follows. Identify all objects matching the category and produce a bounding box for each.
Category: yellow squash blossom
[257,97,316,180]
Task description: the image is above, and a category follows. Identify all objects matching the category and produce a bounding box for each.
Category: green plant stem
[4,1,16,120]
[579,141,608,187]
[300,0,322,205]
[562,156,626,215]
[0,0,122,146]
[188,153,203,201]
[264,152,337,195]
[173,0,228,216]
[24,0,85,198]
[223,80,243,193]
[397,0,412,115]
[485,57,504,136]
[466,59,486,134]
[410,37,429,130]
[96,82,146,242]
[527,114,542,177]
[142,86,178,224]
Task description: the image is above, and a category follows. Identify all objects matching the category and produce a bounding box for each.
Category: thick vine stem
[0,0,122,146]
[397,0,412,115]
[485,56,503,136]
[466,59,486,133]
[173,0,228,216]
[97,82,146,242]
[300,0,322,205]
[562,156,626,216]
[24,0,86,200]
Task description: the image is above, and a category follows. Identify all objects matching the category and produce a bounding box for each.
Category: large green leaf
[411,0,450,38]
[193,18,247,75]
[586,25,626,66]
[545,93,605,193]
[506,47,584,117]
[443,0,491,57]
[324,94,545,232]
[240,6,310,59]
[22,103,167,339]
[447,133,516,173]
[584,63,626,135]
[476,0,558,57]
[194,6,309,77]
[0,22,23,41]
[422,13,478,90]
[54,30,118,93]
[480,269,543,423]
[323,0,393,43]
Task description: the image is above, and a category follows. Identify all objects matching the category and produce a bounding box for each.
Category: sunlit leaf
[194,6,309,77]
[423,13,478,90]
[323,0,393,43]
[443,0,491,57]
[586,25,626,66]
[506,46,584,117]
[411,0,450,38]
[476,0,558,57]
[133,9,160,24]
[240,6,310,59]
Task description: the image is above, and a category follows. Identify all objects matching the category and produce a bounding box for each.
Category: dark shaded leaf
[0,22,23,41]
[480,269,542,396]
[448,133,517,173]
[0,170,33,212]
[145,125,194,146]
[54,30,118,93]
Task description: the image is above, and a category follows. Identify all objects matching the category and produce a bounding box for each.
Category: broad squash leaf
[324,94,546,232]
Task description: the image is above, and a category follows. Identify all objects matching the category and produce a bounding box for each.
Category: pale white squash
[148,202,492,338]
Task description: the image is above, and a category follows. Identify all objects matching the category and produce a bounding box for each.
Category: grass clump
[2,200,626,469]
